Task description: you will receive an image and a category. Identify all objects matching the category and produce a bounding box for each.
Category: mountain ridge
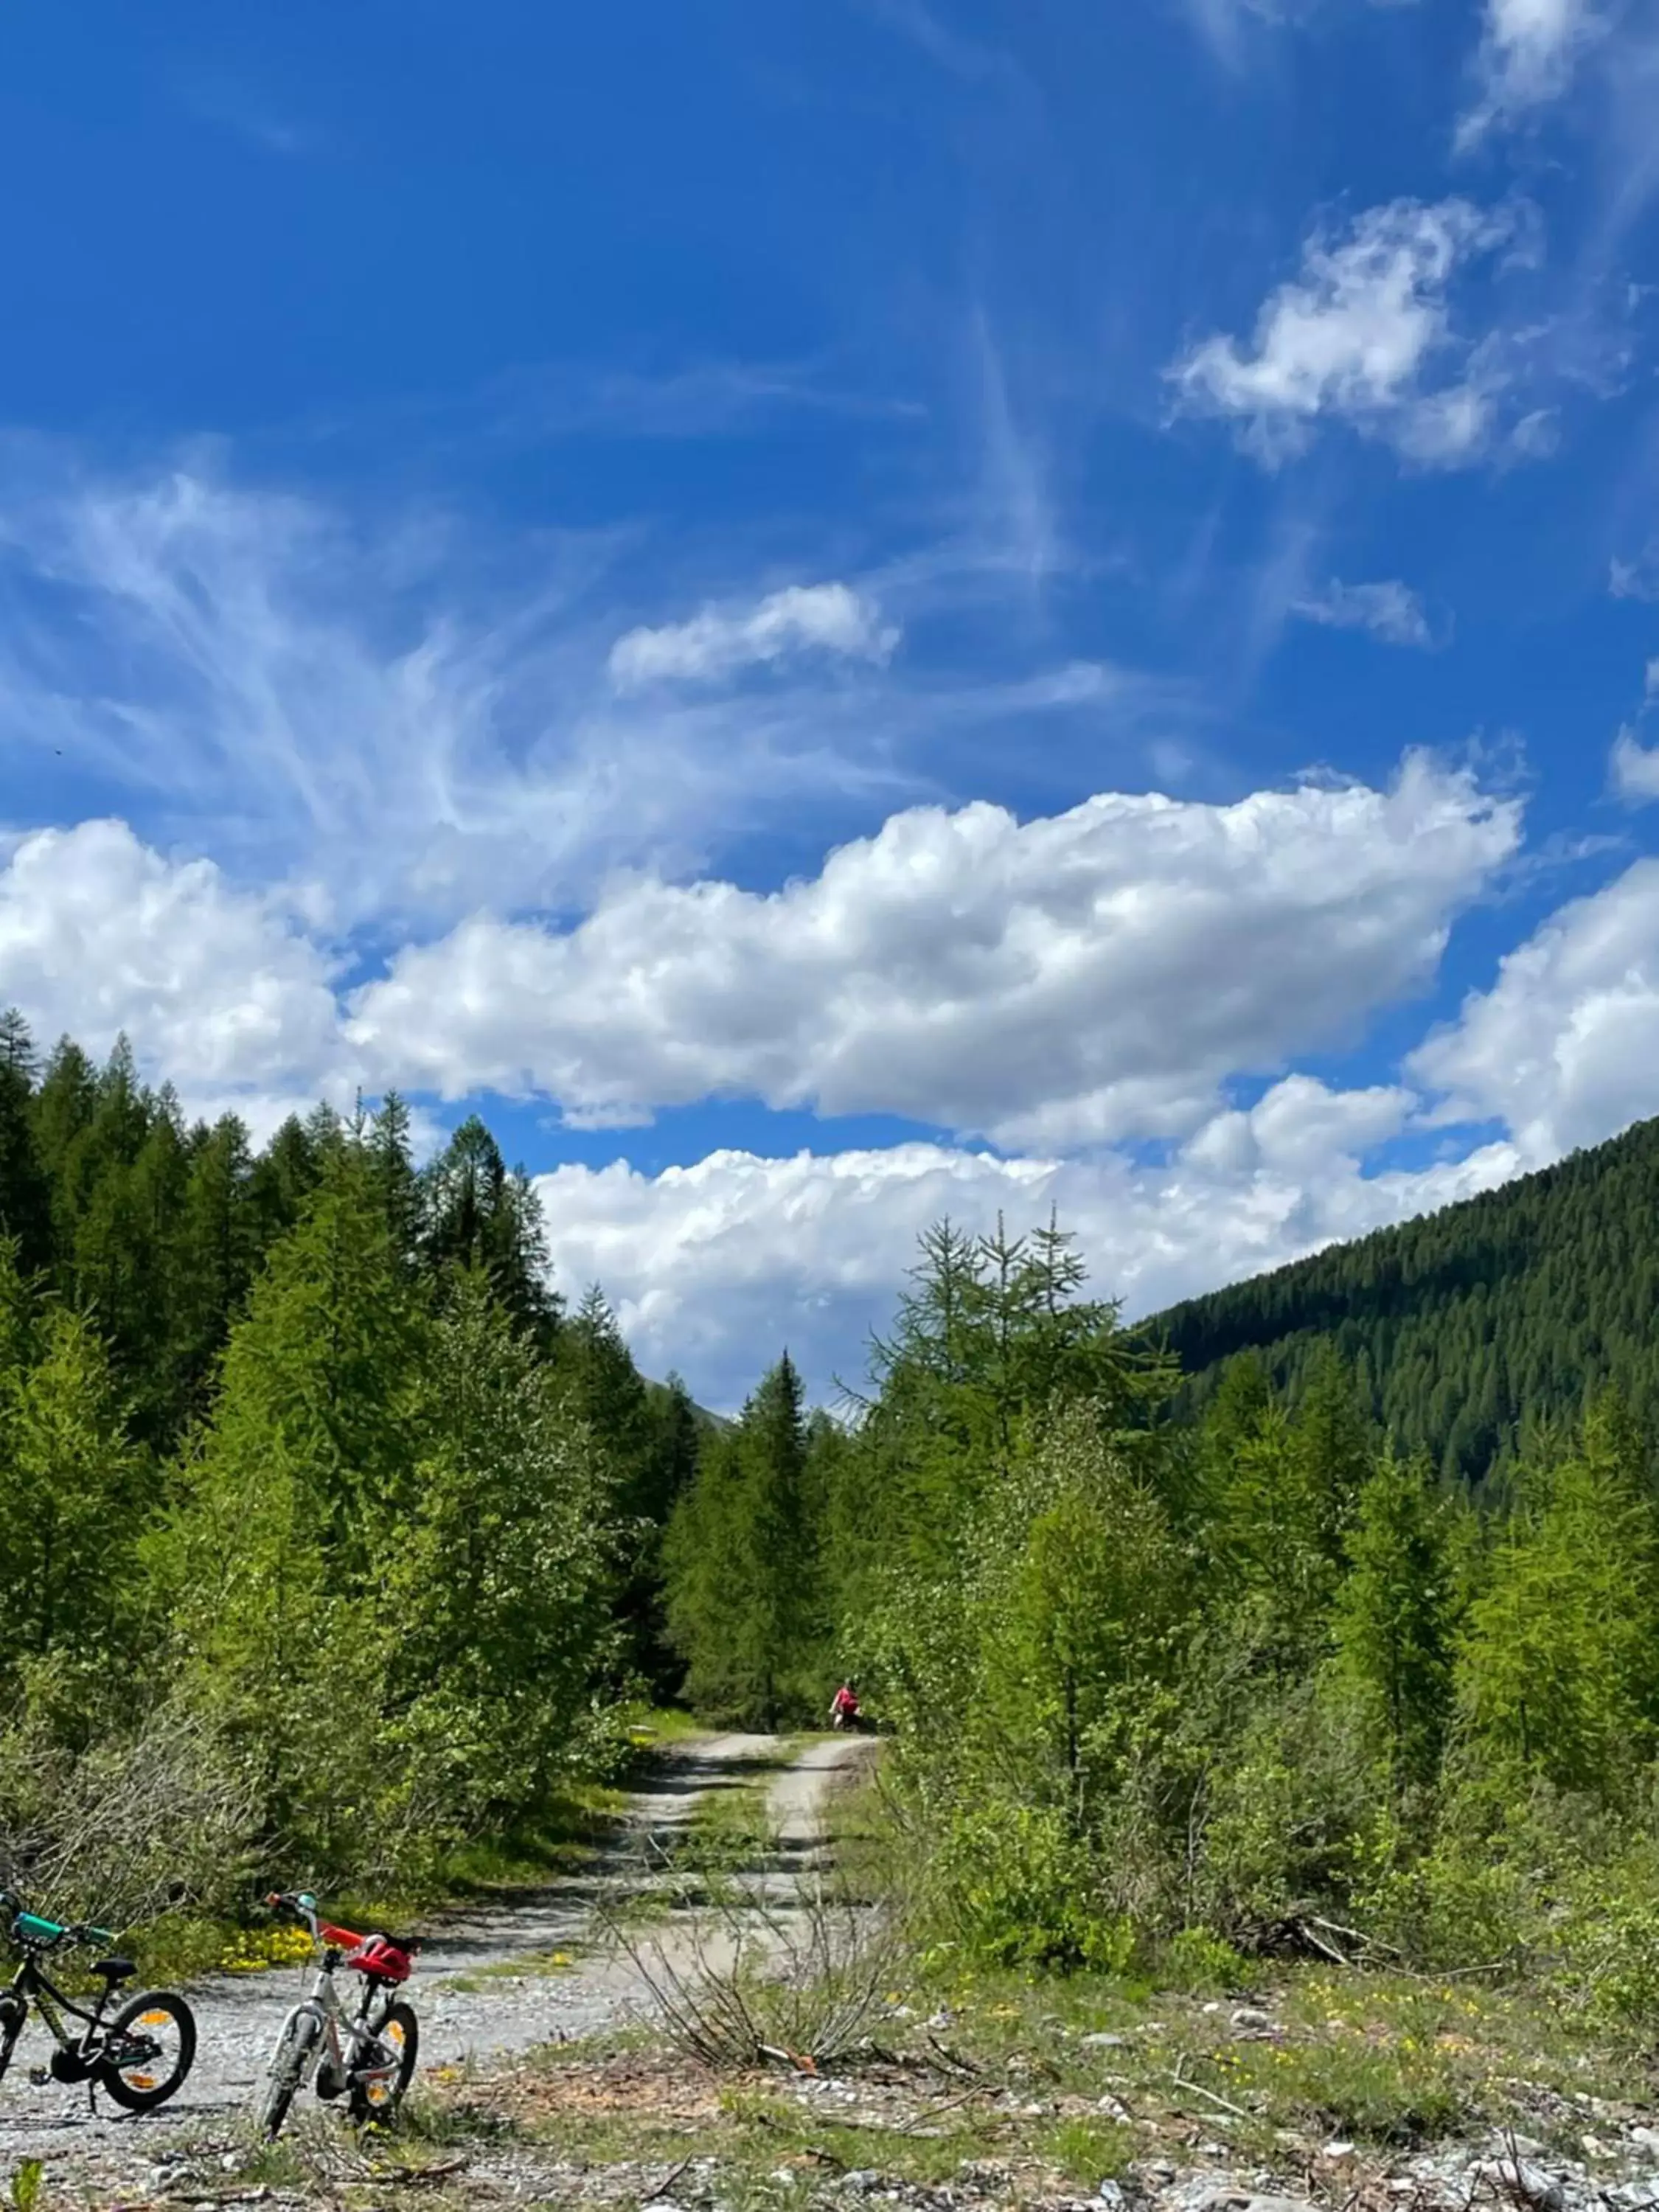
[1146,1113,1659,1481]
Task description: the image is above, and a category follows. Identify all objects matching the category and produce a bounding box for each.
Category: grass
[102,1768,644,1989]
[622,1703,710,1750]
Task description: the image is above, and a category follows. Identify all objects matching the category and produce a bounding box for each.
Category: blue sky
[4,0,1659,1406]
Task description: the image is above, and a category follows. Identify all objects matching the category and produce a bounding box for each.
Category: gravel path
[0,1731,864,2178]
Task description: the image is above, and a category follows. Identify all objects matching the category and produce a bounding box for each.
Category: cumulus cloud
[1611,727,1659,803]
[347,754,1521,1147]
[1458,0,1599,147]
[1291,578,1437,647]
[1409,857,1659,1164]
[532,1081,1520,1409]
[0,818,349,1134]
[1169,198,1528,466]
[608,582,898,689]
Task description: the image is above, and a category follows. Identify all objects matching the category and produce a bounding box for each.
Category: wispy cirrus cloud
[1292,577,1439,646]
[1457,0,1601,148]
[0,463,923,928]
[173,69,313,157]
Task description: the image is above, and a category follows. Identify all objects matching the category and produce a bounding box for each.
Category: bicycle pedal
[27,2067,49,2087]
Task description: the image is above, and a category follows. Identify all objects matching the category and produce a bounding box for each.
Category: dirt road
[0,1732,869,2180]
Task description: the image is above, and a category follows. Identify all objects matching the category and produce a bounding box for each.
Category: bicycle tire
[100,1990,196,2112]
[347,2000,417,2126]
[258,2008,319,2139]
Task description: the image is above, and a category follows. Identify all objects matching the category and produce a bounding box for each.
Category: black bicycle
[0,1891,196,2112]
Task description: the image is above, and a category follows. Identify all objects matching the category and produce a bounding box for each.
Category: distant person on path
[830,1679,861,1730]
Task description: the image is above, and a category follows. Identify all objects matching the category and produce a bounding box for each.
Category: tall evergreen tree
[0,1010,52,1276]
[1333,1449,1457,1787]
[1457,1395,1659,1797]
[0,1285,143,1680]
[667,1352,818,1726]
[420,1116,557,1338]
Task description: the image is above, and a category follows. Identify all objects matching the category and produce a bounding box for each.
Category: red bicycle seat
[344,1934,413,1983]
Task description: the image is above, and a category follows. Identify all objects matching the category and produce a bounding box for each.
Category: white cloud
[0,467,911,928]
[1169,198,1525,465]
[1458,0,1599,147]
[1611,727,1659,802]
[349,754,1520,1146]
[0,818,349,1134]
[1611,543,1659,601]
[608,583,898,689]
[532,1082,1520,1409]
[1291,578,1436,647]
[1410,857,1659,1164]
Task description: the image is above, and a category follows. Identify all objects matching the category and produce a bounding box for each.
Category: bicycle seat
[91,1957,134,1982]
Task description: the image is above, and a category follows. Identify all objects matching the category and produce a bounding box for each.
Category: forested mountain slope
[1150,1114,1659,1481]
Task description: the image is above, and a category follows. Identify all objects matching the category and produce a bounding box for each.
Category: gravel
[0,1733,866,2188]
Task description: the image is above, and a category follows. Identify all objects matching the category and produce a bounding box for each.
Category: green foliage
[0,1023,675,1907]
[1458,1395,1659,1795]
[666,1352,821,1725]
[7,2156,43,2212]
[1153,1110,1659,1484]
[385,1269,620,1846]
[1334,1448,1458,1785]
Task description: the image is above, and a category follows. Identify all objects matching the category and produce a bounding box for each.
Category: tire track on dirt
[0,1732,858,2174]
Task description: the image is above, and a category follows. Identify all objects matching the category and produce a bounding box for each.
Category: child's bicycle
[0,1891,196,2112]
[257,1891,421,2138]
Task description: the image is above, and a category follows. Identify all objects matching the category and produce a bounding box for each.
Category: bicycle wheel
[258,2008,319,2139]
[100,1991,196,2112]
[348,2000,417,2126]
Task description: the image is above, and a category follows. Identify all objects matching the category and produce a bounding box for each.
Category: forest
[1152,1113,1659,1482]
[7,1014,1659,2023]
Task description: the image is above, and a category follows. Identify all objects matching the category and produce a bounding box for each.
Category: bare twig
[1160,2065,1255,2122]
[643,2155,694,2202]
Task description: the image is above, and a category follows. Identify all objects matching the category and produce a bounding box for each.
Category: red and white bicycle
[257,1891,421,2137]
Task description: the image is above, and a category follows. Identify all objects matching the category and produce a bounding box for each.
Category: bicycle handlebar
[264,1891,421,1959]
[1,1903,116,1951]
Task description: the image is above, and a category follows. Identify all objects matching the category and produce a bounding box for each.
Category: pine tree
[1333,1449,1456,1786]
[0,1010,52,1275]
[385,1269,617,1832]
[992,1406,1189,1826]
[248,1113,324,1252]
[366,1092,420,1264]
[169,1114,258,1424]
[165,1141,430,1865]
[666,1352,819,1726]
[420,1116,557,1337]
[1457,1395,1659,1797]
[0,1297,142,1672]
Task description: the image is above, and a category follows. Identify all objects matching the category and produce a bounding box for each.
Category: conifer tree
[1333,1449,1455,1786]
[386,1268,617,1831]
[420,1116,557,1337]
[169,1113,258,1422]
[166,1139,430,1864]
[1458,1395,1659,1798]
[0,1010,52,1276]
[0,1294,142,1673]
[666,1352,818,1726]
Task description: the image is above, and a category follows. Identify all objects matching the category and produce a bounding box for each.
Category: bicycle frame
[273,1912,404,2098]
[0,1952,128,2080]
